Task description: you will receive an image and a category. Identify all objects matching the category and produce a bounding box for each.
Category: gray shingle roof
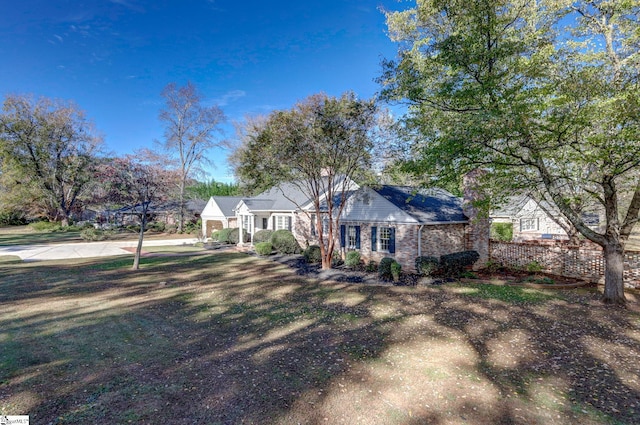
[212,196,244,217]
[374,186,468,223]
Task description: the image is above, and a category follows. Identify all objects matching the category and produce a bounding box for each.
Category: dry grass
[1,252,640,424]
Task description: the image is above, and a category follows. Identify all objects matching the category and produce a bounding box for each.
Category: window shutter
[272,216,275,230]
[355,226,361,250]
[371,226,377,252]
[287,216,292,231]
[389,227,396,254]
[340,224,346,248]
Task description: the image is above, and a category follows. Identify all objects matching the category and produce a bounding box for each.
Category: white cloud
[212,90,246,106]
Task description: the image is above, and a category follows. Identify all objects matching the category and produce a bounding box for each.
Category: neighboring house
[201,196,244,237]
[491,195,600,241]
[202,180,483,272]
[102,199,207,228]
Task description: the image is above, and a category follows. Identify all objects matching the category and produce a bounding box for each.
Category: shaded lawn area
[1,252,639,425]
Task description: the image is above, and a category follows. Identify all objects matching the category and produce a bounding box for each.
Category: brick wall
[490,240,640,288]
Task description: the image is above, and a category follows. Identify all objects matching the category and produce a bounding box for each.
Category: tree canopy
[379,0,640,304]
[232,92,378,269]
[0,94,104,225]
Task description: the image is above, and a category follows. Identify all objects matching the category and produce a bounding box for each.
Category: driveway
[0,238,199,261]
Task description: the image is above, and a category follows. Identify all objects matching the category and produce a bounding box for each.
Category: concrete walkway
[0,238,199,261]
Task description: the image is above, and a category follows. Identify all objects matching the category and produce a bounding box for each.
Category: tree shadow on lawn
[1,252,640,424]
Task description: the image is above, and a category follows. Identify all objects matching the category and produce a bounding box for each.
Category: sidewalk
[0,238,199,261]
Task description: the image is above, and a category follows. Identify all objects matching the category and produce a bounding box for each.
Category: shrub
[228,228,250,244]
[439,250,480,277]
[490,222,513,241]
[270,229,301,254]
[183,219,201,234]
[304,245,322,264]
[391,261,402,283]
[525,261,544,273]
[29,221,64,232]
[210,230,220,241]
[253,229,273,244]
[331,250,344,267]
[0,211,28,226]
[255,242,273,256]
[366,260,377,272]
[80,228,107,241]
[378,257,395,280]
[147,221,166,232]
[345,251,361,268]
[217,228,235,244]
[415,256,439,276]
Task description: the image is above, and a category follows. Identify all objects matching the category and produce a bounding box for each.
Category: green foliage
[210,230,220,241]
[228,228,249,244]
[270,229,301,254]
[525,261,544,274]
[29,221,64,233]
[380,0,640,303]
[0,210,28,226]
[254,242,273,256]
[366,260,377,272]
[303,245,322,264]
[80,227,107,241]
[490,223,513,242]
[484,260,502,273]
[439,251,480,277]
[0,95,103,224]
[147,221,166,232]
[345,251,361,268]
[415,256,439,276]
[183,219,201,234]
[378,257,396,280]
[217,228,235,244]
[186,179,240,198]
[253,229,273,244]
[391,261,401,282]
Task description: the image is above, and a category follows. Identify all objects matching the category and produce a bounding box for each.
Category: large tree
[232,92,378,269]
[0,95,103,225]
[379,0,640,304]
[159,82,226,233]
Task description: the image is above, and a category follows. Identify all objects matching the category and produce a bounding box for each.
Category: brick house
[201,179,487,272]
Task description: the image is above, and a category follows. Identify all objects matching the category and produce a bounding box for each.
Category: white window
[347,226,358,250]
[379,227,391,252]
[520,218,538,231]
[275,215,291,231]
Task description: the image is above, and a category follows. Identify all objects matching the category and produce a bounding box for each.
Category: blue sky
[0,0,401,182]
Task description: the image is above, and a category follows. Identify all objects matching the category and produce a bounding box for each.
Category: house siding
[421,224,467,259]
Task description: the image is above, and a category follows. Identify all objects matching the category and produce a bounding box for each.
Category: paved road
[0,238,199,261]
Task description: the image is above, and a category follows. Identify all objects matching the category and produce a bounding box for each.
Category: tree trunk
[132,213,146,270]
[602,242,626,305]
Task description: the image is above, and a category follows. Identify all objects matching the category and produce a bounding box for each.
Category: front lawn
[1,252,639,424]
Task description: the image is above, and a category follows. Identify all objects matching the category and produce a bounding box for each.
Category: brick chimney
[462,169,490,270]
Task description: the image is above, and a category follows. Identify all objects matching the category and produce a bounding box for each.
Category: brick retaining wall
[490,241,640,288]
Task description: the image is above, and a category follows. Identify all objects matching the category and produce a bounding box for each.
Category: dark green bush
[415,256,439,276]
[304,245,322,263]
[270,229,301,254]
[255,242,273,256]
[147,221,166,232]
[490,222,513,241]
[0,211,28,226]
[210,230,220,241]
[378,257,395,280]
[228,227,250,244]
[183,219,201,234]
[439,250,480,277]
[366,260,377,272]
[345,251,361,268]
[253,229,273,244]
